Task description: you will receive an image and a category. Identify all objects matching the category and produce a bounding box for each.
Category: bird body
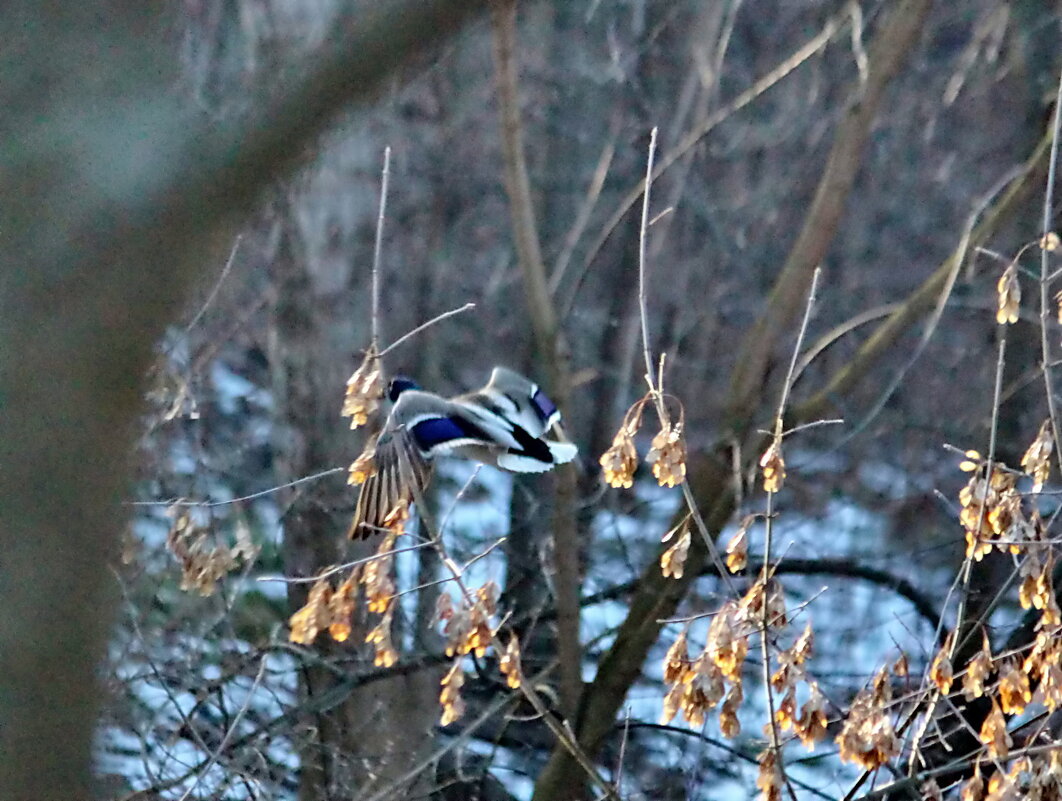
[349,368,576,538]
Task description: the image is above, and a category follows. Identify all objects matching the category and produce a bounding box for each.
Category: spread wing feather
[348,428,432,539]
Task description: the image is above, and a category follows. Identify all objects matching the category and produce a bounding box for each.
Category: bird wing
[349,425,432,539]
[478,366,561,436]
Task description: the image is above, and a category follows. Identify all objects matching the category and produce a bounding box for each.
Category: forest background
[5,1,1062,800]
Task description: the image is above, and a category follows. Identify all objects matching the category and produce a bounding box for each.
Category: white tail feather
[496,452,554,473]
[546,440,578,464]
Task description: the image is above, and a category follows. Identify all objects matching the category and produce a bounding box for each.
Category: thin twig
[400,450,619,801]
[564,11,843,319]
[358,690,520,801]
[758,267,821,801]
[378,302,477,357]
[1040,68,1062,474]
[256,540,436,584]
[128,466,346,508]
[550,134,616,292]
[634,126,735,592]
[801,163,1026,463]
[184,235,242,335]
[638,126,660,395]
[909,332,1007,775]
[776,266,822,437]
[177,655,269,801]
[371,146,391,355]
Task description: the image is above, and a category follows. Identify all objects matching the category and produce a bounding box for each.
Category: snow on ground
[110,447,956,799]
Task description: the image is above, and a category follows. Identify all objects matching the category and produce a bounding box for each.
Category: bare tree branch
[725,0,933,430]
[489,0,583,724]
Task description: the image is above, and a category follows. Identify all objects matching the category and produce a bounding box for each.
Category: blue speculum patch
[411,416,487,451]
[532,389,558,421]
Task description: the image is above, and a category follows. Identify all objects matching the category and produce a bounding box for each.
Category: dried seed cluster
[661,580,804,746]
[660,519,692,579]
[341,350,384,430]
[437,581,499,659]
[165,507,260,596]
[956,434,1052,562]
[600,395,688,489]
[759,441,786,494]
[287,531,402,652]
[432,582,528,726]
[836,669,901,770]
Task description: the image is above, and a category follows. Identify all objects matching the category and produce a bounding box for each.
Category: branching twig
[177,655,269,801]
[400,454,620,801]
[378,302,477,358]
[758,267,821,801]
[635,126,735,593]
[129,466,346,508]
[371,146,391,357]
[183,235,242,336]
[1040,68,1062,474]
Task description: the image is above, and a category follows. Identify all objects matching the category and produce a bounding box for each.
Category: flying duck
[349,368,577,538]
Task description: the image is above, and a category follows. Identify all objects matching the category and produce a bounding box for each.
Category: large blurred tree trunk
[0,1,490,797]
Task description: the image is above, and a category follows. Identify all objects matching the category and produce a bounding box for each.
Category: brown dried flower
[1021,420,1053,493]
[660,522,692,579]
[442,581,497,658]
[600,430,638,488]
[365,602,398,667]
[289,578,332,645]
[439,659,466,725]
[347,443,377,486]
[1037,652,1062,712]
[719,682,742,738]
[678,658,726,728]
[708,601,749,682]
[726,517,752,574]
[963,632,992,701]
[165,506,256,596]
[979,698,1011,759]
[775,686,796,731]
[959,465,1018,560]
[328,571,358,642]
[836,669,900,770]
[362,532,398,613]
[663,629,691,685]
[647,421,687,488]
[499,634,522,689]
[996,262,1020,325]
[600,402,645,489]
[756,749,783,801]
[795,682,828,748]
[341,351,383,429]
[997,659,1031,714]
[929,636,954,695]
[760,440,786,493]
[892,652,909,678]
[960,763,984,801]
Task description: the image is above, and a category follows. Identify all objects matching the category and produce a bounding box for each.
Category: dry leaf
[760,441,786,493]
[996,262,1020,325]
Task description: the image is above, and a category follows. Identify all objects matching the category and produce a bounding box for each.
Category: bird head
[388,376,420,402]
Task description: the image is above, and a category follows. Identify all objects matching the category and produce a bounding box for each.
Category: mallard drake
[349,368,577,538]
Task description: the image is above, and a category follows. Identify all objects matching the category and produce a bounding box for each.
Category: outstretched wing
[348,427,432,539]
[474,367,561,436]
